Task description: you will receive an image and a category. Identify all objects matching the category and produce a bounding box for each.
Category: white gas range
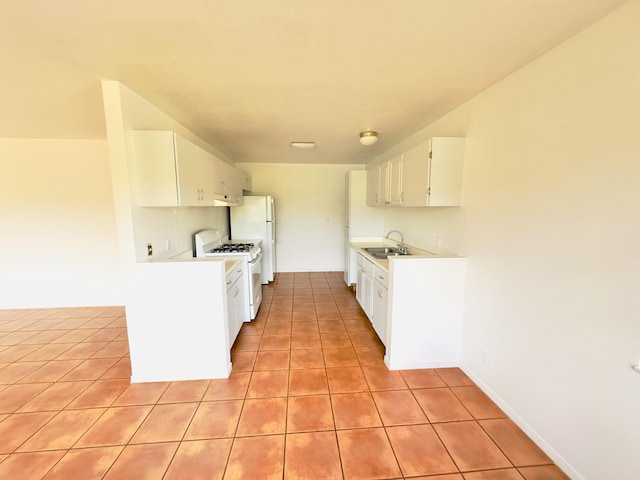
[194,229,263,320]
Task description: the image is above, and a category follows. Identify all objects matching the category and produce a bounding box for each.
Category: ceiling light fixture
[291,142,316,149]
[359,131,378,146]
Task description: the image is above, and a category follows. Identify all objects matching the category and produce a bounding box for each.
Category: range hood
[212,192,240,207]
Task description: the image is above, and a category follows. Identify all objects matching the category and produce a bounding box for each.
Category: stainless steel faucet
[386,229,408,254]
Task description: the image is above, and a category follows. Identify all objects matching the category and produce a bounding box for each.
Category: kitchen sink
[364,247,411,259]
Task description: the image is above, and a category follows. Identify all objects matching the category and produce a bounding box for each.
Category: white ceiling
[1,0,629,164]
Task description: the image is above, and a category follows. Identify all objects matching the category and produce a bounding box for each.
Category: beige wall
[102,81,229,271]
[236,163,364,272]
[1,2,638,475]
[0,139,123,307]
[372,2,640,478]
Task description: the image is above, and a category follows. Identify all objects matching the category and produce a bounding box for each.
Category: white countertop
[350,240,463,271]
[151,250,243,275]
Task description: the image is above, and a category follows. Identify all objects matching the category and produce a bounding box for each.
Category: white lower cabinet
[226,263,246,347]
[372,266,388,347]
[355,253,374,320]
[356,253,388,346]
[354,247,467,369]
[356,253,386,343]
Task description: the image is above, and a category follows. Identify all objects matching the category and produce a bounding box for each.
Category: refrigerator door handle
[269,196,275,223]
[270,220,275,244]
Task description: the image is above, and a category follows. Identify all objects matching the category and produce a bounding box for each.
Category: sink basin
[365,247,397,254]
[364,247,411,259]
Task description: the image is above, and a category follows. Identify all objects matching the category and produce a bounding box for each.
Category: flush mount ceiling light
[359,131,378,146]
[291,142,316,149]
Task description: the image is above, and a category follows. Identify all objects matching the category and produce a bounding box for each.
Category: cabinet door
[388,155,403,205]
[363,270,373,320]
[372,280,388,346]
[197,147,218,206]
[366,167,381,206]
[428,137,465,206]
[133,130,179,207]
[226,287,236,348]
[233,281,244,339]
[356,264,366,308]
[241,173,252,192]
[401,142,430,206]
[379,162,389,205]
[228,166,244,205]
[174,134,201,206]
[236,270,248,324]
[213,158,241,200]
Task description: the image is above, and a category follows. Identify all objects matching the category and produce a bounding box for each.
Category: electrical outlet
[146,243,153,256]
[165,239,170,251]
[435,235,442,249]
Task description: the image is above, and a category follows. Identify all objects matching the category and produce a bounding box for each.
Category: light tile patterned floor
[0,271,569,479]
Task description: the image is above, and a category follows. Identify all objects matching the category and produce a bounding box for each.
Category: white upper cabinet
[213,159,243,206]
[195,147,219,206]
[134,130,249,207]
[134,130,191,206]
[401,137,465,207]
[366,137,465,208]
[387,154,403,205]
[366,154,402,206]
[366,165,381,206]
[378,161,389,205]
[240,172,252,192]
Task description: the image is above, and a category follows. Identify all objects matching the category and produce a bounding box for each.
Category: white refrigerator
[230,195,276,284]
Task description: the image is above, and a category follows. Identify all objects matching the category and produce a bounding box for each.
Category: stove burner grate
[210,243,255,253]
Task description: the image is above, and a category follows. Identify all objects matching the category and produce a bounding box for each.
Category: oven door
[248,252,263,319]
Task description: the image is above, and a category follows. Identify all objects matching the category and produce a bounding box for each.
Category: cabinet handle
[234,287,239,297]
[377,289,383,298]
[378,275,384,280]
[226,280,232,285]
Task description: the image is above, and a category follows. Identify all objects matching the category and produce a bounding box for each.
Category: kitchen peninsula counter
[125,253,244,383]
[350,240,467,371]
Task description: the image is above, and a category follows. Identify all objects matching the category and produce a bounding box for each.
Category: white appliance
[194,229,263,320]
[344,171,384,286]
[230,195,276,284]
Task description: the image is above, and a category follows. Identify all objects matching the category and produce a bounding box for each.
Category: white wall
[236,163,364,272]
[101,81,229,272]
[372,2,640,478]
[0,139,123,308]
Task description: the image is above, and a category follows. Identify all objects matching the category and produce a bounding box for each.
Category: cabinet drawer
[226,264,244,290]
[365,258,374,277]
[373,265,388,288]
[356,253,366,268]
